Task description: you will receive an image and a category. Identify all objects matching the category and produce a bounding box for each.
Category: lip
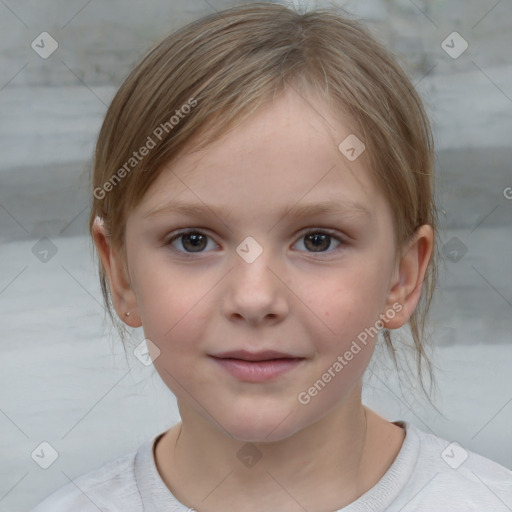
[211,350,299,361]
[210,350,305,382]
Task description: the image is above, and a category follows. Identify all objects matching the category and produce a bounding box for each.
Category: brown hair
[89,2,439,407]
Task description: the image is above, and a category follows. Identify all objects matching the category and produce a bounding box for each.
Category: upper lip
[210,350,302,361]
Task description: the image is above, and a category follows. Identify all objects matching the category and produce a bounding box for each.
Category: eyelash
[165,228,346,259]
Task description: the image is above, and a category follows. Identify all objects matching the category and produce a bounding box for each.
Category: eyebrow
[143,199,371,223]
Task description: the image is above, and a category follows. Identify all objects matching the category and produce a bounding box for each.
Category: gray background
[1,0,511,510]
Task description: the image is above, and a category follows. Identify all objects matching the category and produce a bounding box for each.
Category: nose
[222,244,289,326]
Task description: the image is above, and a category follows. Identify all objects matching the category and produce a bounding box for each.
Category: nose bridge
[233,235,276,288]
[224,236,288,322]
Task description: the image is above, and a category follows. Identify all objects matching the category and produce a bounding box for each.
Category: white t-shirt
[31,421,512,511]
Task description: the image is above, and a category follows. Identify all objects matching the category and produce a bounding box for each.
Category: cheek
[139,287,209,351]
[137,271,213,394]
[296,278,382,413]
[306,262,389,337]
[128,248,214,347]
[294,262,391,393]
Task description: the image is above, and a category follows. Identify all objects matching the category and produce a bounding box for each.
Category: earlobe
[382,224,434,330]
[91,216,142,327]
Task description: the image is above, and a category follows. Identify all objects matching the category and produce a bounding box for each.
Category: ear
[91,216,142,328]
[382,224,434,329]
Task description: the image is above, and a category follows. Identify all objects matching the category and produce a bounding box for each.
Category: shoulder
[395,422,512,511]
[30,448,141,512]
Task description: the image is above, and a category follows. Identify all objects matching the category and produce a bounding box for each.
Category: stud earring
[125,312,131,317]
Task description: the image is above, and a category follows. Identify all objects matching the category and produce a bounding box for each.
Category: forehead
[134,89,383,222]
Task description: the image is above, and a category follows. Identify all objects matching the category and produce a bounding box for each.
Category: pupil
[306,233,330,252]
[184,233,206,252]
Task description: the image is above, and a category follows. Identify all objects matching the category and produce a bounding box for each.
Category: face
[120,89,403,442]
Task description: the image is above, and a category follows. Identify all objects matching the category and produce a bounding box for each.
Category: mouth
[211,350,302,361]
[209,350,305,382]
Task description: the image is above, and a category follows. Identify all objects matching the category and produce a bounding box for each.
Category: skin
[93,88,433,512]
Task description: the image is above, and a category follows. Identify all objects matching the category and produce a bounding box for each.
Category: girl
[33,2,512,510]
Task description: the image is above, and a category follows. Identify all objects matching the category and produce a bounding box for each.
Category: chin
[217,405,304,444]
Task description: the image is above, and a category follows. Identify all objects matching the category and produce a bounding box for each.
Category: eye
[165,228,345,257]
[166,230,218,255]
[293,229,343,255]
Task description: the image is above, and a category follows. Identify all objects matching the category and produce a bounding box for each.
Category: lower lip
[211,357,304,382]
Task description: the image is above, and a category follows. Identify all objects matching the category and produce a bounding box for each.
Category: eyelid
[297,226,341,238]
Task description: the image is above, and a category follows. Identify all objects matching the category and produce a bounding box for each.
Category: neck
[154,390,399,512]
